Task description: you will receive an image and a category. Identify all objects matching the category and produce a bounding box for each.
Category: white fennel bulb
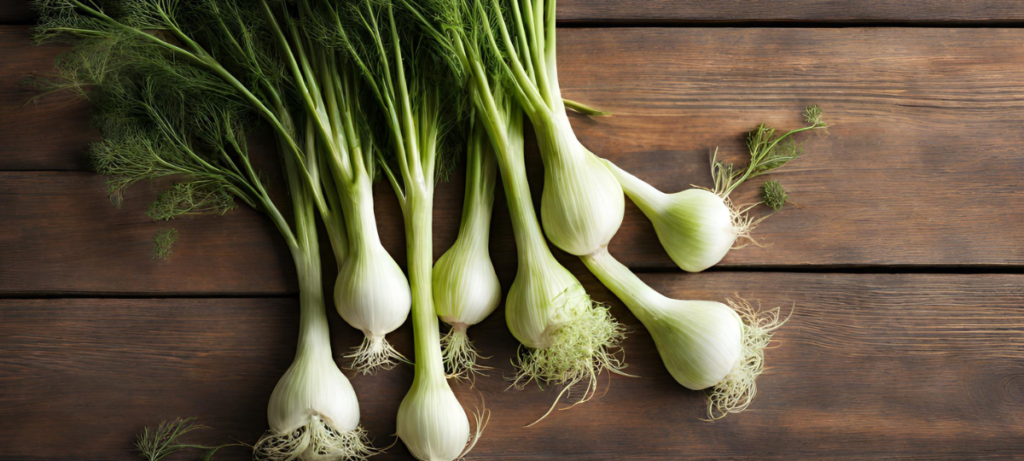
[582,247,788,420]
[605,161,740,273]
[256,246,375,460]
[433,241,500,328]
[604,106,828,272]
[262,342,367,460]
[433,121,501,379]
[396,376,473,461]
[335,179,412,374]
[536,111,625,256]
[504,253,588,349]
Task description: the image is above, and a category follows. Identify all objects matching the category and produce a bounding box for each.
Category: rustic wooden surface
[4,2,1024,23]
[3,274,1023,460]
[2,1,1023,460]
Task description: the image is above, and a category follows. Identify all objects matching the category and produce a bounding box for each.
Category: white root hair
[705,297,791,420]
[456,395,492,460]
[253,419,379,461]
[441,324,492,383]
[510,300,629,426]
[722,196,769,250]
[345,335,407,375]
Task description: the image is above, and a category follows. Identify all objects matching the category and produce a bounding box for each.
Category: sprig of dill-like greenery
[760,179,788,211]
[152,228,179,260]
[712,105,828,198]
[136,417,242,461]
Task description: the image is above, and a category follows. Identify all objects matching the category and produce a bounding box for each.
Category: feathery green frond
[135,417,240,461]
[152,228,178,259]
[148,182,237,221]
[761,179,788,211]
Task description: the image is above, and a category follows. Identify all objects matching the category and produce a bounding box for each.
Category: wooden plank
[4,1,1024,24]
[1,273,1022,459]
[1,27,1022,296]
[0,3,30,24]
[0,171,479,295]
[0,27,96,171]
[557,1,1024,23]
[0,172,297,295]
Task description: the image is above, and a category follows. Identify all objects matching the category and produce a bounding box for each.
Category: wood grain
[2,27,1022,296]
[5,1,1024,24]
[0,26,96,171]
[1,273,1021,459]
[557,1,1024,23]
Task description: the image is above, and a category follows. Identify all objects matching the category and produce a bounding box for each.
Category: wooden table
[2,2,1023,459]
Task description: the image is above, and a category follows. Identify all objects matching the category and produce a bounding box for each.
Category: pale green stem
[292,236,332,362]
[604,160,667,215]
[477,104,553,268]
[580,248,665,326]
[339,179,385,256]
[283,122,331,362]
[456,123,497,246]
[405,189,446,384]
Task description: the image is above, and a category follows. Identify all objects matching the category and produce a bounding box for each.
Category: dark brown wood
[1,27,1022,296]
[5,1,1024,24]
[0,172,297,295]
[557,1,1024,23]
[0,171,469,295]
[0,3,30,24]
[0,27,96,171]
[1,273,1021,460]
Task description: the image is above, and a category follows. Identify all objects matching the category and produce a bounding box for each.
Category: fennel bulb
[335,179,412,374]
[258,245,375,460]
[433,121,501,379]
[605,164,740,273]
[606,106,828,273]
[477,0,625,257]
[582,247,787,419]
[396,372,477,461]
[535,108,625,257]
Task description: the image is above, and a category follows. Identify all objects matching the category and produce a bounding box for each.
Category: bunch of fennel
[403,0,629,422]
[469,0,818,419]
[322,1,489,458]
[34,0,381,458]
